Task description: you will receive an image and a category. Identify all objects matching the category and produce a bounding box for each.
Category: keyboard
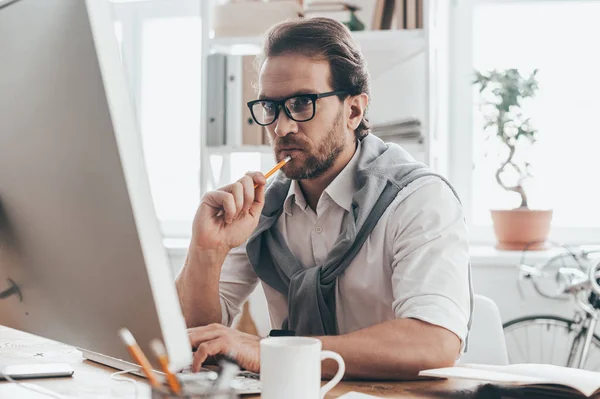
[177,368,261,395]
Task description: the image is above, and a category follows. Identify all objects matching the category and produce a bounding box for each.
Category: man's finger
[192,338,228,372]
[238,175,255,213]
[245,171,266,211]
[245,171,267,188]
[206,191,237,224]
[188,325,224,348]
[228,182,244,218]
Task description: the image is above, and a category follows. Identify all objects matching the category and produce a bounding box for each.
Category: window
[110,0,201,237]
[465,0,600,243]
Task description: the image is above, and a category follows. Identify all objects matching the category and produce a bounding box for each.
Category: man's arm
[318,178,470,380]
[175,172,267,328]
[319,319,460,380]
[176,247,227,328]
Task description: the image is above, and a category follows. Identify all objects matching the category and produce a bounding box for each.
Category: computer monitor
[0,0,192,372]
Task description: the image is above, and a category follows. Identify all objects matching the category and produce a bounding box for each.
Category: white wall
[472,263,578,324]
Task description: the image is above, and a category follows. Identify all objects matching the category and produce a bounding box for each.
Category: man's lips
[277,148,305,157]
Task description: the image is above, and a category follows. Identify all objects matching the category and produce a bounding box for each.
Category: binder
[225,55,264,146]
[225,55,242,147]
[241,56,263,146]
[206,54,226,147]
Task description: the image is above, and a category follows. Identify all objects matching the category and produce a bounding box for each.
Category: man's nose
[274,107,299,137]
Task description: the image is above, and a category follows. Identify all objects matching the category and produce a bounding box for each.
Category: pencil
[254,156,292,188]
[118,328,160,388]
[150,339,182,394]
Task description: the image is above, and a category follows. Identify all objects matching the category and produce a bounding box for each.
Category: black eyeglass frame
[246,90,348,126]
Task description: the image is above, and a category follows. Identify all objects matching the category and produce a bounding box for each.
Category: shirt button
[315,225,323,234]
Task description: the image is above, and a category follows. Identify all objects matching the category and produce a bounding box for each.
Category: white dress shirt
[218,140,471,344]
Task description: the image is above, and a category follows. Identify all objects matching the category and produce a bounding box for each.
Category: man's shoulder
[388,175,463,217]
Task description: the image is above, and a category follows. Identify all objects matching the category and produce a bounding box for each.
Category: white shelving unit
[198,0,451,195]
[208,28,425,55]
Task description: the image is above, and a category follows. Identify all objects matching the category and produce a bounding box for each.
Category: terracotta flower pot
[490,209,553,250]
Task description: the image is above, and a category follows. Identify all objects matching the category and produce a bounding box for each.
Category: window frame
[449,0,600,246]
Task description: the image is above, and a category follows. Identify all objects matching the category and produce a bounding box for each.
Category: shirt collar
[282,140,361,216]
[323,140,360,213]
[283,179,307,216]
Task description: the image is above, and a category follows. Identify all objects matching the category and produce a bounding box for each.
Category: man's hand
[189,324,261,373]
[191,172,267,253]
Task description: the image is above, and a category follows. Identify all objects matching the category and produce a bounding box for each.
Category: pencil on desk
[150,339,182,395]
[118,328,160,388]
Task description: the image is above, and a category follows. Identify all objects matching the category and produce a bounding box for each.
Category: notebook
[419,363,600,397]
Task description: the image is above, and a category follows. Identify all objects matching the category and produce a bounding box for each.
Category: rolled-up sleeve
[389,177,471,346]
[219,242,259,327]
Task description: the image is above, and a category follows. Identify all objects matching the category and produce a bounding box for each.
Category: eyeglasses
[247,90,347,126]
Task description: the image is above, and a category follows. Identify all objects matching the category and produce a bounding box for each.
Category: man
[176,17,472,380]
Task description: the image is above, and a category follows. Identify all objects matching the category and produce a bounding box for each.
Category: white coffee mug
[260,337,345,399]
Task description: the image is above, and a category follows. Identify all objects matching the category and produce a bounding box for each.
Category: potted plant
[473,68,552,250]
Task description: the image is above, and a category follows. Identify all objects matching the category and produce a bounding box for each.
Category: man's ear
[346,93,369,131]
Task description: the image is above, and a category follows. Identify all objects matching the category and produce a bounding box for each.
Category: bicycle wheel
[503,315,600,371]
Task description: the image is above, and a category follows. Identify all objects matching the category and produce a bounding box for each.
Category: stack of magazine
[371,117,423,144]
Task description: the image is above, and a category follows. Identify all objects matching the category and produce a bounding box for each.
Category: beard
[274,109,346,180]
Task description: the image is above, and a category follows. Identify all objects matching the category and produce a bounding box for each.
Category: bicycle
[502,245,600,370]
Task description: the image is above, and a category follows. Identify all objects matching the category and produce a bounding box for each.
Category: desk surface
[0,326,483,398]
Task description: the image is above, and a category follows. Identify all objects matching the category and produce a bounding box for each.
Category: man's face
[258,53,352,180]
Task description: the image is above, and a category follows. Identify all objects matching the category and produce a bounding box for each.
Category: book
[394,0,404,30]
[371,0,395,30]
[419,363,600,398]
[405,0,417,29]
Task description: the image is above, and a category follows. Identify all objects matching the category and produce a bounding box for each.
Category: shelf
[208,29,425,56]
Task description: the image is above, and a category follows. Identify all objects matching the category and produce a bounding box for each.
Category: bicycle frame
[566,293,600,369]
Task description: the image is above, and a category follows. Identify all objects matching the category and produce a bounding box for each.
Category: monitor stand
[79,348,150,379]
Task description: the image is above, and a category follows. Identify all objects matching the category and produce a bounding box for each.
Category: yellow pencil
[254,156,292,188]
[150,339,182,395]
[118,328,160,388]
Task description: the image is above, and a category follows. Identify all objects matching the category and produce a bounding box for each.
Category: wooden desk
[0,326,483,398]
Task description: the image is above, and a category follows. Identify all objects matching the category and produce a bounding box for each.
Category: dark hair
[260,17,371,140]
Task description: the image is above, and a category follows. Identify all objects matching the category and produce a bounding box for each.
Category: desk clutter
[118,328,255,398]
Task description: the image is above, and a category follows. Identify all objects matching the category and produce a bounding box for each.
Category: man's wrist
[188,243,229,267]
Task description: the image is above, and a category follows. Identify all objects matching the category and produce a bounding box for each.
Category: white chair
[458,294,509,365]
